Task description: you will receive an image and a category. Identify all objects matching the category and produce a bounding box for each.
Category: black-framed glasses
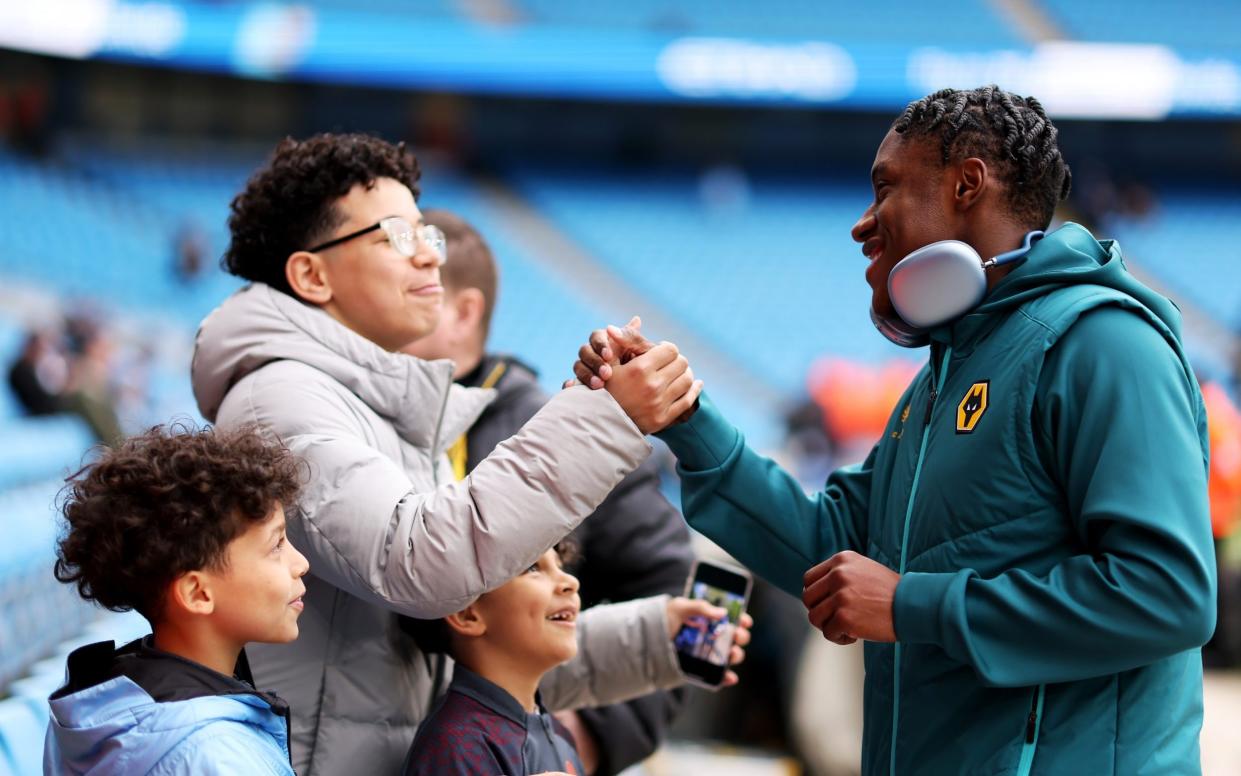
[308,217,447,265]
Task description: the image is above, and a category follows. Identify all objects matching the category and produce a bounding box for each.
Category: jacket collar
[927,223,1121,354]
[192,283,494,452]
[447,663,544,727]
[53,637,286,713]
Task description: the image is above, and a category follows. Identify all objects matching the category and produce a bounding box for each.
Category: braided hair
[892,85,1072,229]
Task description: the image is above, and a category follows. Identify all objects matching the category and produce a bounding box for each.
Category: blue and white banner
[3,0,1239,119]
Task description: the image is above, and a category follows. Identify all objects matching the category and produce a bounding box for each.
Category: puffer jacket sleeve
[540,596,684,711]
[223,365,652,619]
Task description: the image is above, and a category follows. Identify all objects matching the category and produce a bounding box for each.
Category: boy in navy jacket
[402,544,742,776]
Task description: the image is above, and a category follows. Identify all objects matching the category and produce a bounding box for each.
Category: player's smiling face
[852,130,958,319]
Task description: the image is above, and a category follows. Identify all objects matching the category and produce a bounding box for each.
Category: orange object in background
[807,358,921,445]
[808,366,1241,540]
[1204,381,1241,539]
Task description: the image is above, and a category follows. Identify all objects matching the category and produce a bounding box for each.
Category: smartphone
[673,559,753,690]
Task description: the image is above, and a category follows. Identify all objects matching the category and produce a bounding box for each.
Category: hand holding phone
[672,560,753,689]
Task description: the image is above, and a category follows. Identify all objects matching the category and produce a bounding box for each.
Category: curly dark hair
[399,540,580,656]
[892,85,1072,230]
[55,423,305,622]
[222,133,422,295]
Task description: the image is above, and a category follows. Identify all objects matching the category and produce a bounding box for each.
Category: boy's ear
[168,571,216,618]
[285,251,333,305]
[445,604,486,638]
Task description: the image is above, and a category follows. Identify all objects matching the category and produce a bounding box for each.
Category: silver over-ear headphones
[871,230,1044,348]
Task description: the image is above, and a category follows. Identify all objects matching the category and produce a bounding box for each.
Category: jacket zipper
[889,346,953,776]
[1016,684,1046,776]
[428,363,455,487]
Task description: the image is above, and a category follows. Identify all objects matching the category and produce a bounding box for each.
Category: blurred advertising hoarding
[2,0,1239,119]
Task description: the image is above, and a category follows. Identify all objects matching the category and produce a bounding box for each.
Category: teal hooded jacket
[659,223,1215,775]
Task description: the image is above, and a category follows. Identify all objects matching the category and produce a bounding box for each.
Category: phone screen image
[674,562,751,688]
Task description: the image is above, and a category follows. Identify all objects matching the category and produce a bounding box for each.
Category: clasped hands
[568,321,899,646]
[565,316,701,434]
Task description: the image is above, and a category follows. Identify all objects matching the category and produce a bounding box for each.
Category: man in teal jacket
[572,86,1215,774]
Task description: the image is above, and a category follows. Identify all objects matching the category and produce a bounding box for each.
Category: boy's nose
[560,571,580,594]
[851,203,876,244]
[411,238,441,269]
[290,542,310,577]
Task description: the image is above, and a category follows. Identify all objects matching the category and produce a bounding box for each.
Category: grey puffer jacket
[191,284,684,776]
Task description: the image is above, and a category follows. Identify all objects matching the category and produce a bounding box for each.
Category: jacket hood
[937,222,1183,347]
[191,283,493,451]
[47,639,287,774]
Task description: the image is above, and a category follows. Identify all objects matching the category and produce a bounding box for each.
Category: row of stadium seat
[1040,0,1241,54]
[0,610,148,776]
[1107,188,1241,329]
[0,476,99,690]
[0,418,95,492]
[504,165,909,395]
[0,149,242,328]
[145,0,1239,53]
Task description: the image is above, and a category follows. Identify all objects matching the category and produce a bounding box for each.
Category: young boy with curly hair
[45,424,310,775]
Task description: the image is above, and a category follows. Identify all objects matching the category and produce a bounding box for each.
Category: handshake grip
[568,317,702,435]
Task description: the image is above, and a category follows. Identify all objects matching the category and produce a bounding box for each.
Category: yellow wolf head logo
[956,381,989,434]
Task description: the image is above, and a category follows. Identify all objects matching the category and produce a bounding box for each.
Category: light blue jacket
[45,639,294,775]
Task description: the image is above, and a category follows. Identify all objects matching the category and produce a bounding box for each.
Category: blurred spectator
[6,317,123,443]
[806,357,921,473]
[781,358,917,776]
[1204,381,1241,540]
[698,162,751,215]
[1204,380,1241,668]
[173,221,209,283]
[1070,159,1157,231]
[782,398,836,487]
[61,320,123,444]
[8,328,67,415]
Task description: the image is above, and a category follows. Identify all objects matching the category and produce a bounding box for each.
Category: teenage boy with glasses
[191,133,711,776]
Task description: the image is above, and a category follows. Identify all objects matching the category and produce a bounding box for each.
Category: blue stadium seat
[7,671,61,729]
[1105,188,1241,327]
[0,416,95,491]
[419,168,625,397]
[0,477,99,689]
[505,165,908,397]
[423,167,789,445]
[1041,0,1241,54]
[0,319,25,422]
[0,147,243,328]
[0,698,43,776]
